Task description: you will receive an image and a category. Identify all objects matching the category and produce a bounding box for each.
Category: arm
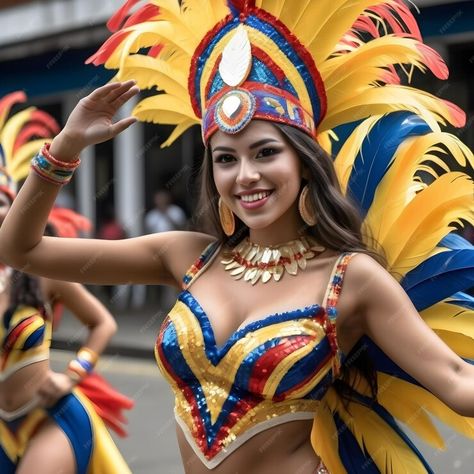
[0,82,211,285]
[343,253,474,417]
[37,279,118,405]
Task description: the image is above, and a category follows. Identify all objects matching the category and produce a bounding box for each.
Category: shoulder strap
[182,241,221,290]
[323,252,357,315]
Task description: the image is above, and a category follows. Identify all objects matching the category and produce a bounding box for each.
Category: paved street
[51,350,474,474]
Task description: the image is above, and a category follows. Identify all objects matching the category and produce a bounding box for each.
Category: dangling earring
[299,185,317,226]
[218,197,235,236]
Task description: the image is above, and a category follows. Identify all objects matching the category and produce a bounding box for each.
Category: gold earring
[218,198,235,236]
[299,185,317,226]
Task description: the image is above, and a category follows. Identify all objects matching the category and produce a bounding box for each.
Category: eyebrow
[212,138,280,153]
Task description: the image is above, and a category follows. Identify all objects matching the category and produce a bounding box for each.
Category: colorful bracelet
[31,143,80,185]
[66,346,99,383]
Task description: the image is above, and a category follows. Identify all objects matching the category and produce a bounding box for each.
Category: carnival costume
[0,92,132,473]
[89,0,474,472]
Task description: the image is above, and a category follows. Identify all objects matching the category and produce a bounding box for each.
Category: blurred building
[0,0,473,233]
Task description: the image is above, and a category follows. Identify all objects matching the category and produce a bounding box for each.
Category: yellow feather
[9,140,45,181]
[321,36,434,87]
[256,0,286,18]
[379,173,473,271]
[366,132,472,244]
[333,116,381,193]
[323,386,430,473]
[320,85,456,133]
[278,0,312,30]
[311,393,347,474]
[305,1,392,64]
[0,107,35,165]
[421,302,474,340]
[433,330,474,359]
[118,55,188,98]
[133,94,197,123]
[160,119,197,148]
[378,374,474,440]
[376,374,445,449]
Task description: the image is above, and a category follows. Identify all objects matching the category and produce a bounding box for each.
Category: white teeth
[241,191,270,203]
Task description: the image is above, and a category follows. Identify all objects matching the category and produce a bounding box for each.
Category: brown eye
[256,147,279,158]
[214,154,235,163]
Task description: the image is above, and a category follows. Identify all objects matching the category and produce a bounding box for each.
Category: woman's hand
[37,370,76,407]
[50,80,139,160]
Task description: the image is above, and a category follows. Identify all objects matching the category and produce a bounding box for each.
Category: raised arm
[343,253,474,417]
[0,82,209,286]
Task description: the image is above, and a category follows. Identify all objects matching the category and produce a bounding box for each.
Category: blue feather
[401,248,474,311]
[447,292,474,310]
[333,412,380,473]
[439,233,474,250]
[346,112,430,217]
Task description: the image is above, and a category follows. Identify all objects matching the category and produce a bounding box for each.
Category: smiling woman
[0,1,473,473]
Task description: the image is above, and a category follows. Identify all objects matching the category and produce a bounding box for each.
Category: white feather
[219,25,252,87]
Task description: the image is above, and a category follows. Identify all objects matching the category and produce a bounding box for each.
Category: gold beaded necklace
[221,236,325,285]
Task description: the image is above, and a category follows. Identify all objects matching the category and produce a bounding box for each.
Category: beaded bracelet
[31,143,80,185]
[66,347,99,383]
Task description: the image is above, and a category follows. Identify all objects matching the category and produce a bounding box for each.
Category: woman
[1,1,474,473]
[0,92,132,473]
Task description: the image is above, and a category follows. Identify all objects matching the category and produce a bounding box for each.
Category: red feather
[123,3,160,29]
[0,91,26,119]
[78,372,134,437]
[86,30,131,66]
[107,0,143,32]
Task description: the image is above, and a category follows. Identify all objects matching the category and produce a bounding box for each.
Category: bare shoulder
[336,252,393,350]
[148,230,217,285]
[343,252,407,312]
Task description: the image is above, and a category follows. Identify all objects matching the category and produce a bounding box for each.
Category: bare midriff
[0,360,48,412]
[177,419,320,474]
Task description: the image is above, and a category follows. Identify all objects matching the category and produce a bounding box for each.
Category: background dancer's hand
[37,369,76,407]
[50,80,139,161]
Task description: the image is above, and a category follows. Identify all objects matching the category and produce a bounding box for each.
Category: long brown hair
[194,121,386,400]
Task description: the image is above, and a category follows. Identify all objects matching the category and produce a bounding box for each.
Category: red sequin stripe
[188,13,234,118]
[248,335,313,394]
[325,254,354,309]
[248,7,327,123]
[2,316,40,363]
[251,46,287,84]
[155,325,207,452]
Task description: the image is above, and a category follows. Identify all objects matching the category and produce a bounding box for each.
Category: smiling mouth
[239,191,273,203]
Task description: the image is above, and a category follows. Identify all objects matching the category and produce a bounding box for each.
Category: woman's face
[210,120,303,232]
[0,191,12,226]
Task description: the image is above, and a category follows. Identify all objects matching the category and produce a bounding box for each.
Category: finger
[88,81,123,100]
[111,85,140,108]
[105,80,138,103]
[109,117,138,137]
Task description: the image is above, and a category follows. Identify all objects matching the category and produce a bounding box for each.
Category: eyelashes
[213,147,282,163]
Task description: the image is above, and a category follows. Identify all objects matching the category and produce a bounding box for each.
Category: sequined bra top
[155,242,355,469]
[0,305,51,381]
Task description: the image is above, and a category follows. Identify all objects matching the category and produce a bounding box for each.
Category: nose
[236,158,260,186]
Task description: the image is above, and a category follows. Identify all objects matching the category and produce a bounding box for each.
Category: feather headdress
[89,1,474,471]
[0,90,60,199]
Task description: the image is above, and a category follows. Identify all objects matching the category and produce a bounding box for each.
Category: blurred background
[0,0,473,472]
